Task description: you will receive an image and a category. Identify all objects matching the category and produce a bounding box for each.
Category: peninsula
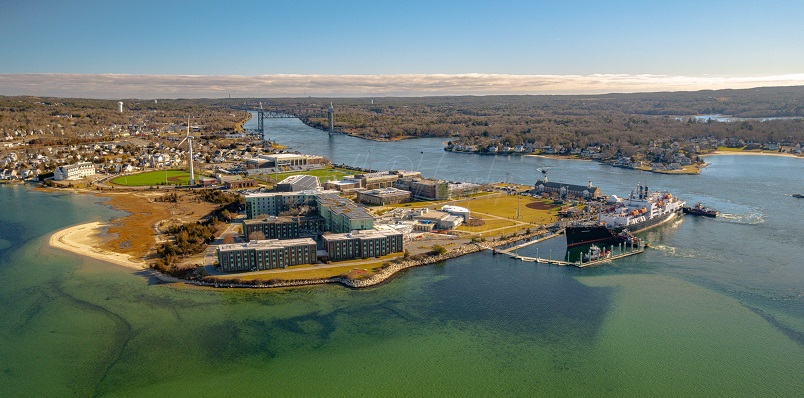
[0,90,799,289]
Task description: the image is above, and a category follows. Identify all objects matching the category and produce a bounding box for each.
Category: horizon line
[2,72,804,99]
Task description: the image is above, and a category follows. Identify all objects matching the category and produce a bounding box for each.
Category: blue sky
[1,0,803,97]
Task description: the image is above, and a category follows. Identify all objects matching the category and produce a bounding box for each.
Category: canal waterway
[0,116,802,396]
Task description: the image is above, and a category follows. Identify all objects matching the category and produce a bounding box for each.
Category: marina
[510,241,646,268]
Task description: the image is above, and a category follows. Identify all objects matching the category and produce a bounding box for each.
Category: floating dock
[510,241,646,268]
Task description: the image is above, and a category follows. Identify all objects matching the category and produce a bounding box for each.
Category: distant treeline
[203,86,804,146]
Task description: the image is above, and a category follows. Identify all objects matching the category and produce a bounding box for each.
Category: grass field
[452,194,558,223]
[111,170,196,186]
[451,194,558,236]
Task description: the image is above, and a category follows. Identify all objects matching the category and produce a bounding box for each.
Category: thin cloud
[1,73,803,99]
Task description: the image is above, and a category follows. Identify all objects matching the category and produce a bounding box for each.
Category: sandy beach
[703,150,803,159]
[49,222,147,270]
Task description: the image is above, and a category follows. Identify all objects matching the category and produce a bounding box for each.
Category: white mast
[187,116,195,185]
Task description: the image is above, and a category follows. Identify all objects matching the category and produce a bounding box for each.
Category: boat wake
[651,244,697,258]
[716,211,765,225]
[650,243,722,261]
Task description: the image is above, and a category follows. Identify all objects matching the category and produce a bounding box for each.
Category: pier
[494,229,564,255]
[510,241,646,268]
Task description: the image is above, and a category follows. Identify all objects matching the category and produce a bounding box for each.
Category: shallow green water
[2,152,804,397]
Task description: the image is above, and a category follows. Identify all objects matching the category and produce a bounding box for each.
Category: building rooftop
[217,238,316,252]
[322,229,402,241]
[316,193,374,220]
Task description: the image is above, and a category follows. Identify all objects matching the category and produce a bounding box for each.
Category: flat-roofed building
[394,178,450,200]
[244,154,324,170]
[449,182,484,197]
[241,216,324,240]
[412,209,463,230]
[276,174,320,192]
[322,229,404,260]
[354,171,400,189]
[217,174,257,189]
[216,238,317,272]
[244,189,335,218]
[357,187,412,205]
[54,162,96,181]
[316,193,375,233]
[324,179,360,193]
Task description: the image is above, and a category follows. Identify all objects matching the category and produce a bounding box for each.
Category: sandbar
[49,222,147,270]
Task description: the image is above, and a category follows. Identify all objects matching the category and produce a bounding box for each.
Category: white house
[54,162,96,181]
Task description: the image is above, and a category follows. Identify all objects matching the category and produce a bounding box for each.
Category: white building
[54,162,96,181]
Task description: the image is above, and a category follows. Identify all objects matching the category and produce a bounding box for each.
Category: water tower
[118,101,123,113]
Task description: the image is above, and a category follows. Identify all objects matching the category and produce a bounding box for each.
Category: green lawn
[111,170,197,186]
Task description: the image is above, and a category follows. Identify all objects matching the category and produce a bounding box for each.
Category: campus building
[321,229,404,261]
[316,193,375,233]
[533,180,602,199]
[244,154,325,170]
[244,190,334,218]
[356,187,412,205]
[241,216,324,240]
[275,174,320,192]
[216,238,317,272]
[54,162,96,181]
[394,178,450,200]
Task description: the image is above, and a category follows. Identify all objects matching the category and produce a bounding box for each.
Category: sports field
[110,170,196,186]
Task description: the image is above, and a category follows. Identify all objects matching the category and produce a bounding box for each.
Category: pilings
[510,240,646,268]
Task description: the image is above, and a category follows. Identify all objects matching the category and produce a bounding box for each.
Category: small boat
[582,245,611,262]
[682,202,718,217]
[615,229,639,245]
[793,194,804,198]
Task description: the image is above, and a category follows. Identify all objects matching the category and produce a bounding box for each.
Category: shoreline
[48,218,547,290]
[701,150,803,159]
[49,221,183,283]
[49,222,148,270]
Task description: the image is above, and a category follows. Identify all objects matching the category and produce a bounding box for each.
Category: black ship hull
[566,225,616,248]
[566,211,680,247]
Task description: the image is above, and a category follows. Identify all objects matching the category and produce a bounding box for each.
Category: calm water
[0,117,802,396]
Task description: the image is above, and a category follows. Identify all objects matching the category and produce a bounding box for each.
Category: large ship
[566,184,685,248]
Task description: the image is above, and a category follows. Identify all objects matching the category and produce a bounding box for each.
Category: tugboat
[682,202,719,218]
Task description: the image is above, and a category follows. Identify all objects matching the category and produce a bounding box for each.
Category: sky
[1,0,803,98]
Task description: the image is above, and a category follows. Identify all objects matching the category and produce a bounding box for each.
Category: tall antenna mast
[186,116,195,186]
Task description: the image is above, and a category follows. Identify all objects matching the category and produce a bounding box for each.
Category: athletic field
[110,170,196,186]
